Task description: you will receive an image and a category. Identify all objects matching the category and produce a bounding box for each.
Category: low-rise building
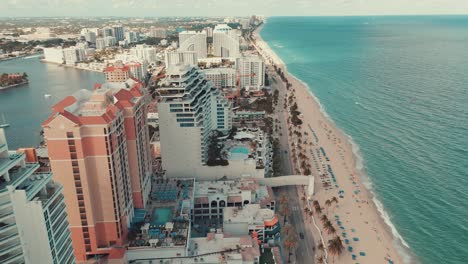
[232,111,266,127]
[191,179,275,221]
[224,204,280,243]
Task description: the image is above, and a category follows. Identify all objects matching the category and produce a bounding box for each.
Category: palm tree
[282,224,298,263]
[308,211,314,222]
[323,220,334,235]
[317,242,324,252]
[320,215,329,225]
[325,199,332,215]
[315,206,322,215]
[329,225,336,235]
[331,196,339,204]
[327,236,344,263]
[316,255,324,264]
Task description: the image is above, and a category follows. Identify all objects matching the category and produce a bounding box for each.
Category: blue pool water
[151,207,172,226]
[230,146,250,160]
[261,16,468,264]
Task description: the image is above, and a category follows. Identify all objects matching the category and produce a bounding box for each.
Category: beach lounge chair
[352,254,357,260]
[345,239,350,244]
[353,237,359,241]
[348,246,353,252]
[359,252,366,256]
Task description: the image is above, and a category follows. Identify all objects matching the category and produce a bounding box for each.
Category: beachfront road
[270,66,316,264]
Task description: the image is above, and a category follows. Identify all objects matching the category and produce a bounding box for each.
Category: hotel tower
[42,78,152,261]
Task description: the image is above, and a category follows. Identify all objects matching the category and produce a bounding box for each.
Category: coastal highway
[270,66,316,263]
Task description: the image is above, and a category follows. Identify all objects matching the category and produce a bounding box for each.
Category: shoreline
[0,80,29,90]
[253,21,412,263]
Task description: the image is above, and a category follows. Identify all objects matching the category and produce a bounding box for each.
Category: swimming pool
[230,146,250,160]
[151,207,172,226]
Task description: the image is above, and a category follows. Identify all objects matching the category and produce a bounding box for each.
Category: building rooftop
[194,179,274,206]
[187,233,260,263]
[224,204,276,225]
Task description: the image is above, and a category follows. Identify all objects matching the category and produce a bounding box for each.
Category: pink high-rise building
[42,79,152,262]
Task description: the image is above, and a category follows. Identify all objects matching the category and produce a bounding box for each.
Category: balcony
[1,162,39,193]
[15,172,52,200]
[0,232,19,246]
[0,250,23,264]
[0,152,24,174]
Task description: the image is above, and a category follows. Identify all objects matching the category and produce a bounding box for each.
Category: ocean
[261,16,468,264]
[0,56,104,149]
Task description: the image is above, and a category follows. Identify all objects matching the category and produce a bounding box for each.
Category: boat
[44,94,52,98]
[0,113,10,128]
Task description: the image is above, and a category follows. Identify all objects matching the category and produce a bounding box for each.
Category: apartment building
[0,129,75,264]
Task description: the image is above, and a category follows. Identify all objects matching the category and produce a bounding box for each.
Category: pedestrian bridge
[257,175,315,197]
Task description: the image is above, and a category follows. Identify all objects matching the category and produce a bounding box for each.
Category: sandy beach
[253,23,406,264]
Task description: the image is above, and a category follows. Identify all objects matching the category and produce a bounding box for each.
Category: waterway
[0,56,104,149]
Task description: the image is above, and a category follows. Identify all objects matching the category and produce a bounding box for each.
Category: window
[180,123,194,127]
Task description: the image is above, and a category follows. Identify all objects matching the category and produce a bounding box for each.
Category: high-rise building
[0,129,75,264]
[104,36,117,47]
[165,50,198,67]
[95,38,106,50]
[101,27,114,38]
[124,31,140,43]
[63,47,86,65]
[43,47,64,64]
[43,78,151,261]
[112,25,125,41]
[236,55,265,90]
[178,31,207,59]
[213,24,240,58]
[129,44,157,63]
[157,66,232,178]
[84,31,97,44]
[202,68,237,88]
[149,27,167,38]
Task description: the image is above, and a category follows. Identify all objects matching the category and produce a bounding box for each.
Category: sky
[1,0,468,17]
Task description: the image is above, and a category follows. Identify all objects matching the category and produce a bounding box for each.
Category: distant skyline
[1,0,468,17]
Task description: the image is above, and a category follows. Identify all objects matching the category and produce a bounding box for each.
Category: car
[299,232,304,239]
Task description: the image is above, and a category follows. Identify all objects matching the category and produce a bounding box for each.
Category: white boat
[44,94,52,98]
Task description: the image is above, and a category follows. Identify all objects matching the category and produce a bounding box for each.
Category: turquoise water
[151,207,172,226]
[261,16,468,264]
[0,56,104,149]
[230,146,250,160]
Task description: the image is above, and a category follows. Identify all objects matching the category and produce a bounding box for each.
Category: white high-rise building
[157,66,232,178]
[125,31,140,43]
[104,36,117,47]
[42,47,64,64]
[236,55,265,90]
[178,31,207,59]
[63,47,86,65]
[95,38,106,50]
[84,31,96,44]
[202,68,237,88]
[130,44,157,62]
[165,50,198,67]
[213,24,240,58]
[101,27,113,37]
[0,129,75,264]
